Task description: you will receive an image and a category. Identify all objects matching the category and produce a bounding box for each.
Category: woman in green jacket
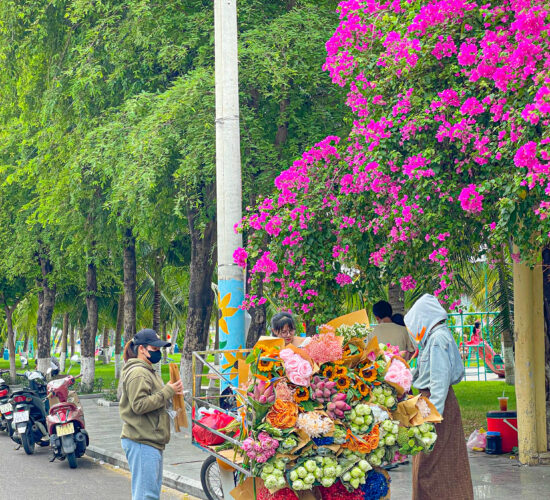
[119,329,183,500]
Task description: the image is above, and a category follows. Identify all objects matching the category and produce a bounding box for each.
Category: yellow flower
[218,292,238,335]
[258,359,275,372]
[355,380,371,397]
[334,366,348,378]
[336,376,351,391]
[294,387,310,403]
[322,365,336,379]
[221,349,246,382]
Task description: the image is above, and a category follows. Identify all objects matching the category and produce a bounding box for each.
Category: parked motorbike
[46,374,88,468]
[10,366,50,454]
[0,370,14,437]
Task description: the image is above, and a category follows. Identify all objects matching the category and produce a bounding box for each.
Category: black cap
[133,329,171,348]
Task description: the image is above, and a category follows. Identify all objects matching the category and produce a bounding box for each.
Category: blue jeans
[121,438,163,500]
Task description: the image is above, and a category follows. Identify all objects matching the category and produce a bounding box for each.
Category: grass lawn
[454,381,516,438]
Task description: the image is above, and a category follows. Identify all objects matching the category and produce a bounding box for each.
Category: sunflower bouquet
[228,331,439,499]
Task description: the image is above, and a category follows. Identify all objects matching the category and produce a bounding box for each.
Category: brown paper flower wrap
[342,338,366,368]
[266,399,299,429]
[392,394,443,427]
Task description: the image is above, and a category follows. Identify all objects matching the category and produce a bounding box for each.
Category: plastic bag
[466,428,487,451]
[192,410,236,446]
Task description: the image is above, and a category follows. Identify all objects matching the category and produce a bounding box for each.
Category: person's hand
[168,379,184,395]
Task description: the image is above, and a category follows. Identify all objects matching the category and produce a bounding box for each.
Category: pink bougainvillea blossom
[458,184,484,213]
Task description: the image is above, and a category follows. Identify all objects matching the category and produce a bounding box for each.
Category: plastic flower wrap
[303,330,343,364]
[296,411,334,438]
[279,348,313,386]
[242,431,279,463]
[266,399,298,429]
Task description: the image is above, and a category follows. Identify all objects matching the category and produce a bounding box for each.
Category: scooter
[46,374,88,468]
[10,365,50,454]
[0,370,14,436]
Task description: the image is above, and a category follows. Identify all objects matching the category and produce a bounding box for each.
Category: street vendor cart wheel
[200,455,224,500]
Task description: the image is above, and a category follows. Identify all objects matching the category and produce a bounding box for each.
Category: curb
[96,398,119,407]
[86,444,206,499]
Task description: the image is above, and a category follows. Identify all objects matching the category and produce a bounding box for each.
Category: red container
[486,411,518,453]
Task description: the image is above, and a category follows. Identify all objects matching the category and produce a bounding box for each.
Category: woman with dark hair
[270,312,306,347]
[119,329,183,499]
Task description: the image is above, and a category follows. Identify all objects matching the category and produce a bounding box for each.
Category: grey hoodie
[404,294,464,414]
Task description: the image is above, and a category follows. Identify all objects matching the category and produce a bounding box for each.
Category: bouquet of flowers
[225,327,440,499]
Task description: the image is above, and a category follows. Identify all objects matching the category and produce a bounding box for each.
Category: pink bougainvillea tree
[237,0,550,325]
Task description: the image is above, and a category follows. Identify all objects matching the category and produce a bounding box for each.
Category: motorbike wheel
[200,456,224,500]
[67,452,78,469]
[21,431,35,455]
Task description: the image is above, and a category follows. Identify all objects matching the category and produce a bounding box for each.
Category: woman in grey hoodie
[405,294,473,500]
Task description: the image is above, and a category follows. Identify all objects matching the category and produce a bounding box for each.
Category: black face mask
[146,348,162,364]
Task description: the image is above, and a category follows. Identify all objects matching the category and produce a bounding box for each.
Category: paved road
[0,431,193,499]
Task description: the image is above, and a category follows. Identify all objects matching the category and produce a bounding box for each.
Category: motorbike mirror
[47,367,52,375]
[70,355,80,363]
[20,356,28,366]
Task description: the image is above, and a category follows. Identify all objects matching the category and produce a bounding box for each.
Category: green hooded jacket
[119,358,175,450]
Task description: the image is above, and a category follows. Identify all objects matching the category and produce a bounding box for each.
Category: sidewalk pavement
[82,398,208,499]
[83,397,550,499]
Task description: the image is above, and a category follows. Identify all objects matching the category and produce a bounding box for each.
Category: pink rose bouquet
[384,358,412,393]
[279,348,312,386]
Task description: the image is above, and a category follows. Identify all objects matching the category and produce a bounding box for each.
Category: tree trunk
[180,211,216,393]
[162,319,168,364]
[123,228,137,344]
[60,313,69,373]
[81,262,98,392]
[23,330,29,354]
[37,258,56,375]
[153,277,161,333]
[388,282,405,315]
[502,328,515,385]
[497,256,515,384]
[4,305,16,384]
[542,246,550,450]
[115,293,124,380]
[69,323,75,357]
[246,280,266,348]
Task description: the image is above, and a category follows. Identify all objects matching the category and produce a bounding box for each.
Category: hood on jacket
[404,293,448,347]
[122,358,153,376]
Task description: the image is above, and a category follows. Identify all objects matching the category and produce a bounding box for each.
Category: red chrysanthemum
[318,480,364,499]
[257,486,299,500]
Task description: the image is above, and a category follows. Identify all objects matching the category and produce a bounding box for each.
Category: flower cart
[191,322,442,500]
